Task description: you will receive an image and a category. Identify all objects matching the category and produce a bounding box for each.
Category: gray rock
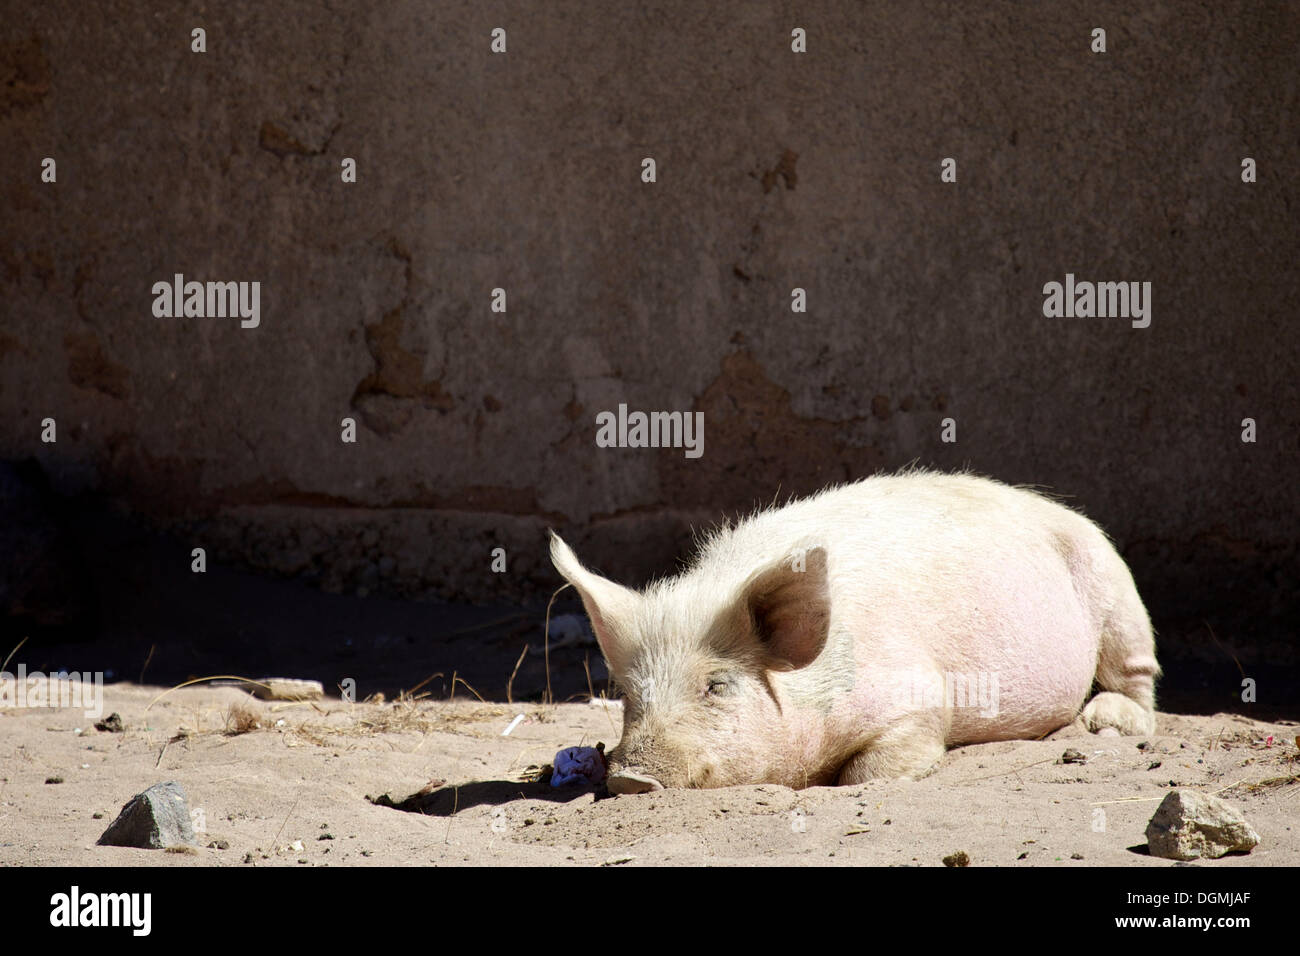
[97,782,197,849]
[1145,789,1259,860]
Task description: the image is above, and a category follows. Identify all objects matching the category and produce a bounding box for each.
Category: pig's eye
[706,678,730,697]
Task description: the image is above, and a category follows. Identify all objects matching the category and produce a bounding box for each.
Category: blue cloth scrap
[551,746,607,786]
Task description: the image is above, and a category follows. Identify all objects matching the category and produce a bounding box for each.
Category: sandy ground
[1,682,1296,867]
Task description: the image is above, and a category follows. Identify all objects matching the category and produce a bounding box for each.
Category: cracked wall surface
[1,3,1297,650]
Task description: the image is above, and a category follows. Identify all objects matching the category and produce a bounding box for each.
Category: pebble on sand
[1145,789,1259,860]
[97,781,198,850]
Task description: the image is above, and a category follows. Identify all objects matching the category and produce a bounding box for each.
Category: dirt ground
[2,681,1296,867]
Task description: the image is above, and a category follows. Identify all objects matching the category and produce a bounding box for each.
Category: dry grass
[1,636,28,673]
[223,701,263,735]
[1220,775,1300,796]
[353,696,503,735]
[283,694,510,748]
[506,644,529,704]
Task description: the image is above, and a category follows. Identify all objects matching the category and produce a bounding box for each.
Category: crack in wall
[350,238,455,434]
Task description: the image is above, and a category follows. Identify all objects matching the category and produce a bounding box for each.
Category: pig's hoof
[606,771,665,795]
[1081,691,1156,736]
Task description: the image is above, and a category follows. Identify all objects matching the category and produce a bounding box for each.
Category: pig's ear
[549,531,640,673]
[741,546,830,671]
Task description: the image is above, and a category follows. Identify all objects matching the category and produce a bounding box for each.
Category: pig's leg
[1080,560,1160,736]
[834,716,947,783]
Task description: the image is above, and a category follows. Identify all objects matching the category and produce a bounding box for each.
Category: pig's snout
[606,769,665,795]
[605,737,671,793]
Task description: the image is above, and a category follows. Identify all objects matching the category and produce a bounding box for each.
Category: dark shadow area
[1,461,601,704]
[1125,843,1256,861]
[367,779,605,815]
[1127,538,1300,723]
[1153,657,1299,724]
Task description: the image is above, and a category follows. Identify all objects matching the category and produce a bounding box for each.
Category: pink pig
[550,470,1160,793]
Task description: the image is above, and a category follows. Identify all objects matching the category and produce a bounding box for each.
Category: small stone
[942,850,970,867]
[97,782,197,849]
[45,776,63,784]
[1146,789,1260,860]
[208,839,229,850]
[1060,748,1087,765]
[94,713,124,733]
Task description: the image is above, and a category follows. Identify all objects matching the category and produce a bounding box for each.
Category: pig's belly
[944,642,1097,744]
[844,564,1100,745]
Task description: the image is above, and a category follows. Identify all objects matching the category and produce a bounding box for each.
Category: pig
[549,470,1159,793]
